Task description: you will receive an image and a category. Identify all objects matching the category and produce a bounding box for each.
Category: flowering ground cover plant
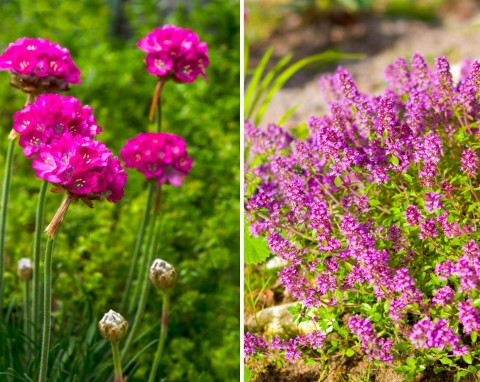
[245,54,480,379]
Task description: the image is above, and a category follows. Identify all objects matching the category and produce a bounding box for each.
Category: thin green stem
[24,279,31,342]
[156,80,163,133]
[121,200,162,363]
[121,182,156,314]
[38,237,55,382]
[148,292,169,382]
[111,341,124,382]
[32,180,47,342]
[0,138,16,315]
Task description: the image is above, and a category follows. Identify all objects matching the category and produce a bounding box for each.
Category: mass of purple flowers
[0,37,80,93]
[13,94,101,158]
[120,132,193,186]
[245,53,480,373]
[137,25,209,83]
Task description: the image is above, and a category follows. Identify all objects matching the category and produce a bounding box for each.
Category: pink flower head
[32,134,126,203]
[120,132,193,186]
[0,37,81,93]
[13,94,101,158]
[137,25,209,83]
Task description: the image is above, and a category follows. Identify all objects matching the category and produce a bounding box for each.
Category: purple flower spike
[120,132,193,187]
[32,134,127,203]
[137,25,209,83]
[13,94,101,158]
[0,37,81,93]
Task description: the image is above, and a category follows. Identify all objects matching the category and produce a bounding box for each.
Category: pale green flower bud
[98,310,128,343]
[17,258,33,281]
[149,258,178,291]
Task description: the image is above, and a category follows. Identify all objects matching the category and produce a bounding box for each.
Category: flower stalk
[98,310,128,382]
[112,341,124,382]
[121,199,162,362]
[120,181,156,314]
[32,180,48,341]
[38,236,55,382]
[148,292,170,382]
[0,93,35,315]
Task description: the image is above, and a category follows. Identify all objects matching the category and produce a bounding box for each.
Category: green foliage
[0,0,239,380]
[244,44,362,126]
[244,233,270,265]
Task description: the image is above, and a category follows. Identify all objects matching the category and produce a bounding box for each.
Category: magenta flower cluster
[245,53,480,369]
[13,95,125,204]
[120,132,193,187]
[13,94,101,158]
[0,37,80,92]
[137,25,209,83]
[33,133,126,203]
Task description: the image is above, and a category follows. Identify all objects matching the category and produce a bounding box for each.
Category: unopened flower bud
[17,258,33,281]
[98,310,128,343]
[149,259,178,291]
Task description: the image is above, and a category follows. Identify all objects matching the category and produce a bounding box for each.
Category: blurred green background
[0,0,240,381]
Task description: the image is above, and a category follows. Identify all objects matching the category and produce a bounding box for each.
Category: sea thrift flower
[0,37,80,93]
[13,94,101,157]
[137,25,209,83]
[120,132,192,187]
[32,133,126,203]
[98,310,128,343]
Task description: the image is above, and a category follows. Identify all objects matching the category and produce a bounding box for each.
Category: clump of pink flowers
[120,132,193,186]
[245,53,480,375]
[13,94,101,158]
[137,25,209,83]
[0,37,81,93]
[33,133,126,203]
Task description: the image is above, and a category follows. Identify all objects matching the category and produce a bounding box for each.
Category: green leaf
[334,176,342,187]
[244,367,251,382]
[245,47,273,119]
[406,357,416,367]
[403,173,413,182]
[463,354,472,364]
[468,365,477,373]
[390,155,399,166]
[455,370,468,381]
[345,349,355,357]
[254,51,364,125]
[277,103,300,126]
[244,235,270,264]
[369,199,380,207]
[439,357,452,365]
[433,367,445,374]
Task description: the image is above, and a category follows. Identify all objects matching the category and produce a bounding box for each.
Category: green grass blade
[254,51,364,125]
[247,53,292,120]
[245,47,273,119]
[277,102,300,126]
